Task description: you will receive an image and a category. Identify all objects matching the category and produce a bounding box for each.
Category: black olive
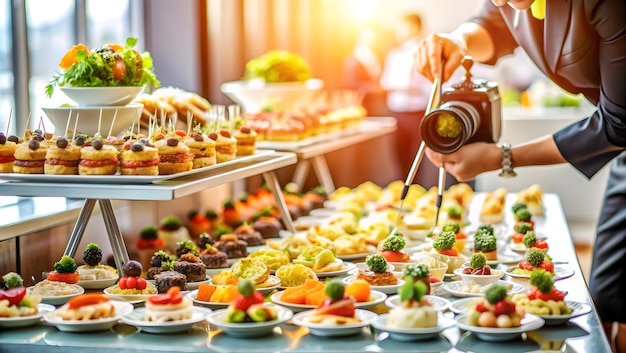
[33,129,43,136]
[28,139,39,150]
[131,142,144,152]
[193,134,204,142]
[140,138,149,145]
[7,135,18,143]
[75,136,85,146]
[32,135,44,142]
[123,135,131,141]
[56,137,69,148]
[0,133,6,145]
[92,139,103,150]
[166,137,179,146]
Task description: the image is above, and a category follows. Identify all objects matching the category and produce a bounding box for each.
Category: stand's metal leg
[64,199,97,258]
[292,160,310,192]
[262,171,296,233]
[311,155,335,194]
[99,199,130,271]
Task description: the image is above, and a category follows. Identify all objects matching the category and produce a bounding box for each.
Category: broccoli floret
[476,224,495,235]
[2,272,24,288]
[160,216,182,231]
[515,208,532,222]
[325,279,345,301]
[433,231,456,251]
[469,253,487,269]
[511,202,527,214]
[442,222,461,234]
[474,232,497,252]
[398,279,428,302]
[402,263,430,279]
[522,231,538,248]
[381,233,406,252]
[446,204,463,218]
[514,222,533,234]
[139,225,158,240]
[53,255,78,273]
[526,248,546,267]
[485,284,508,304]
[365,254,388,273]
[530,269,554,293]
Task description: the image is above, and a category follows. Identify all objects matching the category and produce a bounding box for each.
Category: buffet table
[0,151,298,271]
[0,193,611,353]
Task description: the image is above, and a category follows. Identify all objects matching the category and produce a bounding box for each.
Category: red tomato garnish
[455,232,467,240]
[0,155,15,163]
[68,293,109,309]
[118,277,128,289]
[512,233,525,244]
[316,298,356,317]
[0,287,27,306]
[532,239,549,250]
[113,57,126,80]
[126,276,137,289]
[136,278,147,290]
[528,287,565,302]
[47,271,80,284]
[380,250,410,263]
[148,294,170,305]
[174,130,187,137]
[437,249,459,257]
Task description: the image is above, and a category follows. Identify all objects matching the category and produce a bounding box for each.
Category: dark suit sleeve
[470,0,519,65]
[553,0,626,179]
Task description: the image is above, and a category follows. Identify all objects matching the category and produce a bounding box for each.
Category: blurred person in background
[343,26,390,117]
[414,0,626,351]
[380,13,458,188]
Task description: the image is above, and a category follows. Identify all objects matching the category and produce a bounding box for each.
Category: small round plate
[455,313,545,342]
[315,261,356,278]
[44,301,133,332]
[270,290,386,313]
[256,275,282,295]
[372,314,456,341]
[291,308,377,337]
[443,280,526,298]
[505,265,575,281]
[343,275,404,295]
[122,307,211,334]
[77,278,118,290]
[449,297,481,315]
[0,303,55,328]
[533,301,592,325]
[147,278,212,292]
[205,304,292,338]
[385,295,450,312]
[103,285,157,303]
[27,284,85,306]
[486,252,524,265]
[336,246,377,261]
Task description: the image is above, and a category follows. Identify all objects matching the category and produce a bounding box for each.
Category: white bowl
[220,79,324,113]
[60,86,144,106]
[206,304,293,338]
[42,104,143,136]
[453,268,504,286]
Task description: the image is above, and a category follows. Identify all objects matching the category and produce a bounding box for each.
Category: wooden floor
[574,243,593,282]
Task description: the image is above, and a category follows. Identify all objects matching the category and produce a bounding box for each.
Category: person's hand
[415,33,467,82]
[425,142,501,181]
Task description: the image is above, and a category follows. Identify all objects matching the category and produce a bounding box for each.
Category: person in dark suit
[413,0,626,351]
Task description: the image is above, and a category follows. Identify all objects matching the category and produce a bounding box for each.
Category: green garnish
[522,231,538,248]
[530,269,554,293]
[2,272,24,288]
[526,248,546,267]
[398,279,428,302]
[515,208,532,222]
[176,240,199,256]
[365,254,388,273]
[485,284,508,304]
[474,232,497,252]
[244,50,312,83]
[53,255,78,273]
[325,280,345,301]
[469,253,487,269]
[160,216,182,231]
[514,222,533,234]
[475,224,495,235]
[402,263,430,279]
[511,202,528,214]
[432,231,456,251]
[442,222,461,234]
[381,233,406,252]
[446,204,463,218]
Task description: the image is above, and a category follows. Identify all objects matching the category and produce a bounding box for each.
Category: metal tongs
[394,61,445,233]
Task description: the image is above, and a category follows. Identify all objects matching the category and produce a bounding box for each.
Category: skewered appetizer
[511,270,571,316]
[119,140,159,175]
[211,130,237,163]
[473,227,498,261]
[47,255,80,284]
[44,136,81,175]
[469,284,524,328]
[13,138,47,174]
[154,136,194,174]
[234,126,257,156]
[78,139,119,175]
[184,131,216,168]
[378,230,410,263]
[0,132,17,173]
[513,248,554,276]
[0,272,40,317]
[357,254,398,286]
[388,280,437,328]
[77,243,117,281]
[226,280,276,323]
[145,286,193,322]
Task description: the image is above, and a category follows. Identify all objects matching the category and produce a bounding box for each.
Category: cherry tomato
[113,57,126,81]
[118,277,128,290]
[125,276,137,289]
[136,278,147,290]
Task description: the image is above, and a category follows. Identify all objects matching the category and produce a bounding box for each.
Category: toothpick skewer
[72,113,80,141]
[96,108,103,139]
[187,111,193,136]
[64,109,73,138]
[107,109,118,139]
[5,108,12,134]
[23,112,31,140]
